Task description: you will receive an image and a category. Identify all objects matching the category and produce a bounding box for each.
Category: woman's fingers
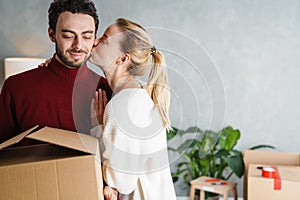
[38,58,52,68]
[91,90,102,127]
[94,91,99,113]
[92,89,107,126]
[102,90,108,107]
[98,89,104,114]
[103,186,118,200]
[90,98,98,127]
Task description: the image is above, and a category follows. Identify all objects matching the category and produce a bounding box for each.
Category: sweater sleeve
[90,124,104,138]
[101,89,167,196]
[90,124,106,159]
[90,120,139,195]
[0,79,19,143]
[101,102,140,195]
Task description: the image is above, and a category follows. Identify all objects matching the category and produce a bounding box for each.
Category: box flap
[26,126,99,157]
[0,125,39,150]
[244,150,300,171]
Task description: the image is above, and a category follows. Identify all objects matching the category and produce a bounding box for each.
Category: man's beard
[56,44,90,68]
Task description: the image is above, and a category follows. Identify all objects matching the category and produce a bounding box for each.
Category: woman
[89,18,176,200]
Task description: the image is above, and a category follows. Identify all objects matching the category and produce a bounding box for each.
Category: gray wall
[1,0,300,197]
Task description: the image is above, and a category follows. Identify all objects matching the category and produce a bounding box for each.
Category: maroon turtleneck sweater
[0,56,111,143]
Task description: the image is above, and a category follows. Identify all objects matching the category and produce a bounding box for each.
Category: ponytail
[146,50,171,130]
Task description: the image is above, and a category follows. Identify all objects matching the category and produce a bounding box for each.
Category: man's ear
[48,28,56,42]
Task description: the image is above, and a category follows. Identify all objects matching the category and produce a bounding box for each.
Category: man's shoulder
[4,67,47,87]
[8,67,45,79]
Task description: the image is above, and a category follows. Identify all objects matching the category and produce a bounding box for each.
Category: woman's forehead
[104,23,122,37]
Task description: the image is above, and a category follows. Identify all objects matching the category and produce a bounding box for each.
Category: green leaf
[177,162,189,168]
[167,126,203,139]
[182,152,192,162]
[198,159,210,176]
[167,128,178,141]
[184,126,202,134]
[173,168,188,177]
[167,147,177,152]
[249,144,276,150]
[172,176,179,183]
[215,149,230,158]
[226,155,244,178]
[219,127,240,150]
[200,131,218,153]
[177,139,198,152]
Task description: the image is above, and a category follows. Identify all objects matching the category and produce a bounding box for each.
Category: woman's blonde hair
[115,18,171,130]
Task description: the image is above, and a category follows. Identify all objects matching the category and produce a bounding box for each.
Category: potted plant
[167,126,275,199]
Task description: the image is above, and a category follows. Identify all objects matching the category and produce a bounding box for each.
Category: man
[0,0,111,144]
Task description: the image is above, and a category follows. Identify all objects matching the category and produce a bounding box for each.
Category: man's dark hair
[48,0,99,35]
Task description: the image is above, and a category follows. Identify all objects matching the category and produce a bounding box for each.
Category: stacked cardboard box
[243,150,300,200]
[0,126,104,200]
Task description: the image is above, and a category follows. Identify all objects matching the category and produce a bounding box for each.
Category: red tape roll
[262,166,281,190]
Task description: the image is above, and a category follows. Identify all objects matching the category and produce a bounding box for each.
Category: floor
[177,197,243,200]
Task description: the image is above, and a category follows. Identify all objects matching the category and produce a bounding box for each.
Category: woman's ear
[48,28,56,42]
[116,53,130,65]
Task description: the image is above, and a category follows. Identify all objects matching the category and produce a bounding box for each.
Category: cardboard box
[243,150,300,200]
[0,126,104,200]
[248,164,300,200]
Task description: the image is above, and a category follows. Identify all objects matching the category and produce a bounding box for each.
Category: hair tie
[150,46,156,55]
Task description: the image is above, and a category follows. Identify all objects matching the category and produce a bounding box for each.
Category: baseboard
[177,197,243,200]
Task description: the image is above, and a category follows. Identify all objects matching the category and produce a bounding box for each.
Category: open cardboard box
[248,164,300,200]
[0,126,104,200]
[243,150,300,200]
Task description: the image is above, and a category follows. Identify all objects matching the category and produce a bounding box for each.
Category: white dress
[91,88,176,200]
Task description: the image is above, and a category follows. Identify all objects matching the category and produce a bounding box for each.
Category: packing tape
[262,167,277,178]
[262,166,281,190]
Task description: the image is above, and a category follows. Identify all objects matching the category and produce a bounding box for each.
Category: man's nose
[72,37,83,49]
